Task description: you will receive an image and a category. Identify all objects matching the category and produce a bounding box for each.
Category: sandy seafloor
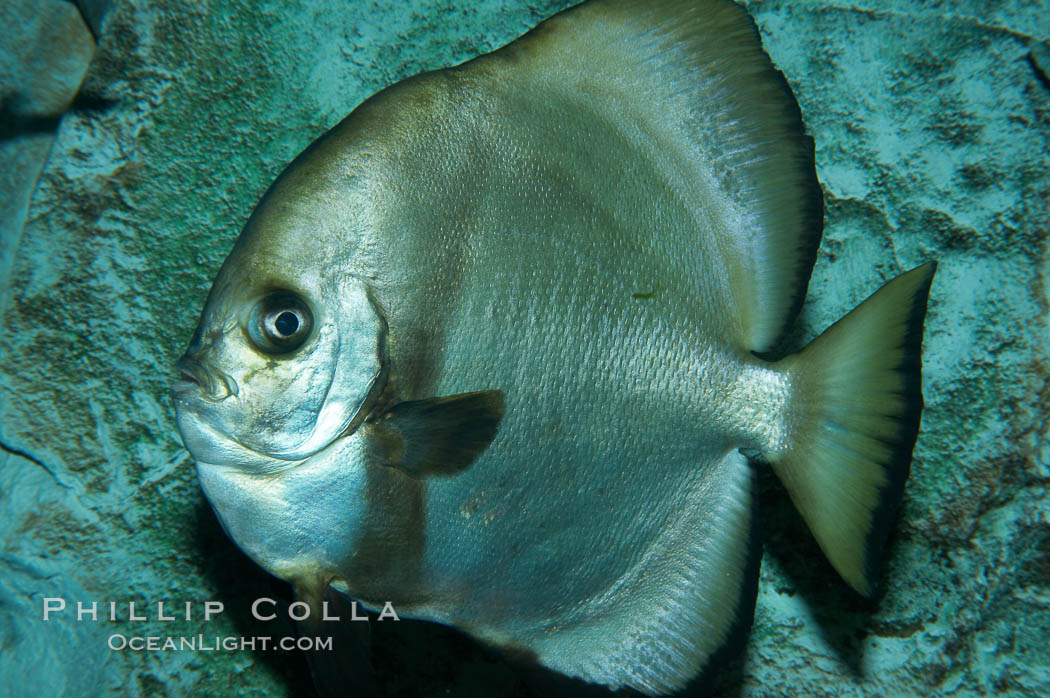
[1,0,1047,695]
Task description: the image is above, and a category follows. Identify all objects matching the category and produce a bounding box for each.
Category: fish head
[172,152,386,472]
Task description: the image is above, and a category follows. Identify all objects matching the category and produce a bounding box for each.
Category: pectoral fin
[293,583,378,698]
[369,390,505,479]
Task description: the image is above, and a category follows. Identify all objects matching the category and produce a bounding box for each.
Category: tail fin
[769,262,936,596]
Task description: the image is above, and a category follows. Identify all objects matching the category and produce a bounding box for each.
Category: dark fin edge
[860,261,937,595]
[678,463,763,697]
[736,11,826,350]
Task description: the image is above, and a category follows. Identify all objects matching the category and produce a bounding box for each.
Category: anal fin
[531,451,759,696]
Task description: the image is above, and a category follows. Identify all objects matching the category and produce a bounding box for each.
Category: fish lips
[171,356,245,461]
[172,355,238,403]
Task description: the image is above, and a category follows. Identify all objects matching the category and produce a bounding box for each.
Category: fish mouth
[173,355,237,402]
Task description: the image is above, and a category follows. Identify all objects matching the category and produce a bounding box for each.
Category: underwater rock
[0,0,94,296]
[0,451,113,696]
[72,0,115,39]
[0,0,1046,696]
[0,0,94,116]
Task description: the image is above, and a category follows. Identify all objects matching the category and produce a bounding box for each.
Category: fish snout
[173,355,238,402]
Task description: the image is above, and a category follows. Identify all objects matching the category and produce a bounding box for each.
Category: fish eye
[247,291,313,355]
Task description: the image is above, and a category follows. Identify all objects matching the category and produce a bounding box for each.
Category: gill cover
[239,279,387,460]
[176,273,386,467]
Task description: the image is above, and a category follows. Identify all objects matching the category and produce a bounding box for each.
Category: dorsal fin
[478,0,824,352]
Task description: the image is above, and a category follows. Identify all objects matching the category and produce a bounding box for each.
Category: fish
[172,0,936,694]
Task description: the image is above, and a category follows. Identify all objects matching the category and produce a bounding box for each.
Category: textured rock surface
[0,0,94,306]
[0,0,1046,696]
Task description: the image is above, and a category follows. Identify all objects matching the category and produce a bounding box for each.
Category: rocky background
[1,0,1047,695]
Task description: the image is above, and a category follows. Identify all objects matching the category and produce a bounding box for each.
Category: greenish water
[1,0,1047,695]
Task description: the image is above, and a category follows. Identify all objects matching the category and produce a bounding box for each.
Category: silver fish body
[173,0,935,694]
